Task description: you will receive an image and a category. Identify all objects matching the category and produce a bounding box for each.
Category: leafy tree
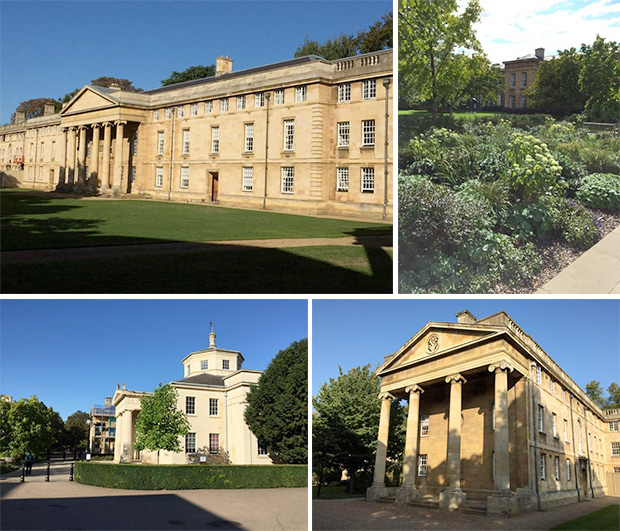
[10,98,62,123]
[161,65,216,86]
[133,383,190,464]
[64,410,89,450]
[607,383,620,409]
[357,11,393,54]
[586,380,606,408]
[580,36,620,123]
[585,380,620,409]
[399,0,483,115]
[60,76,142,104]
[244,339,308,464]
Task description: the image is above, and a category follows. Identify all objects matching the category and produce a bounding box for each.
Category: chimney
[216,56,233,76]
[105,397,111,407]
[535,48,545,60]
[44,103,55,116]
[456,310,477,324]
[15,111,26,123]
[209,322,217,348]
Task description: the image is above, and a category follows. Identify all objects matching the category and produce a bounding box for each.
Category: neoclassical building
[112,325,273,465]
[497,48,545,109]
[0,49,392,219]
[367,310,619,514]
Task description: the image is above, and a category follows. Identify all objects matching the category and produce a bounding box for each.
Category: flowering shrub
[576,173,620,211]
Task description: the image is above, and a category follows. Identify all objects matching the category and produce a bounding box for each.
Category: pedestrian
[24,451,33,475]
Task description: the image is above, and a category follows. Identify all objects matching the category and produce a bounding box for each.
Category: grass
[398,109,501,118]
[1,189,390,251]
[312,486,363,499]
[551,505,620,530]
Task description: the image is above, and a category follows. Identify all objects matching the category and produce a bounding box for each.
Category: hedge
[74,462,308,490]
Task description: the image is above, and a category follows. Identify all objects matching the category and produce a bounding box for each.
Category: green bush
[75,462,308,490]
[555,135,620,175]
[576,173,620,211]
[554,199,600,250]
[0,461,19,474]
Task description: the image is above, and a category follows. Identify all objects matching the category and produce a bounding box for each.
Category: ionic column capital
[102,121,113,128]
[445,373,467,385]
[378,392,396,401]
[67,126,77,132]
[91,123,102,129]
[405,384,424,395]
[78,125,88,131]
[489,361,514,374]
[114,120,127,127]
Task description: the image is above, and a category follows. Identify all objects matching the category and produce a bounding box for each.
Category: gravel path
[313,497,620,530]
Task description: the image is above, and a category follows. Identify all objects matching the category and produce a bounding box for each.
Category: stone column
[58,128,67,187]
[120,409,133,463]
[66,127,76,186]
[90,124,101,187]
[113,412,122,463]
[396,384,424,505]
[366,392,395,501]
[112,121,126,194]
[100,122,112,193]
[77,126,87,185]
[439,373,467,510]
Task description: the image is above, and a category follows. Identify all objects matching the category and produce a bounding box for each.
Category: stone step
[458,505,488,515]
[377,496,396,503]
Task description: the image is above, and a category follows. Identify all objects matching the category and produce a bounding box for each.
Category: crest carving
[427,333,439,354]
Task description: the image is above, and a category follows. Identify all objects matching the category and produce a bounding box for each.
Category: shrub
[74,462,308,490]
[555,135,620,175]
[554,199,600,250]
[576,173,620,211]
[553,151,588,196]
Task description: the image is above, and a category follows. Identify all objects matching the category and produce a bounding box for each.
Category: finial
[209,322,217,348]
[116,383,119,390]
[122,382,126,390]
[210,321,214,333]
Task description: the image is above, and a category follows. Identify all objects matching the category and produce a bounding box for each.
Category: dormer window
[222,360,230,370]
[201,360,208,370]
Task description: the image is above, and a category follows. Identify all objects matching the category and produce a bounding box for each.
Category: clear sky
[0,0,392,124]
[0,299,308,419]
[312,299,620,400]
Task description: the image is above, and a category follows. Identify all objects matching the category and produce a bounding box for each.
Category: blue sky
[312,299,620,399]
[0,299,308,419]
[0,0,391,124]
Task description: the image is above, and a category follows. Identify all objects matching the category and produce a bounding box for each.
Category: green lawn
[1,189,390,251]
[398,109,501,118]
[312,486,364,499]
[551,505,620,531]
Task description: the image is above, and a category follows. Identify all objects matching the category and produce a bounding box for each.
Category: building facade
[112,325,273,465]
[88,397,116,455]
[0,50,393,219]
[498,48,545,109]
[367,310,617,514]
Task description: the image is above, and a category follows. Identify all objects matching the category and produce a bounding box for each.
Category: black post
[46,462,50,482]
[20,466,25,482]
[70,463,74,481]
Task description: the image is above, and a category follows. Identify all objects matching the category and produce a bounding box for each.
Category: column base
[395,484,419,505]
[487,491,517,515]
[366,483,388,502]
[438,487,466,510]
[111,186,123,197]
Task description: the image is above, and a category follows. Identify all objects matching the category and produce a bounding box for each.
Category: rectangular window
[610,421,619,432]
[281,167,294,194]
[153,109,159,121]
[554,456,559,480]
[551,381,555,396]
[190,103,198,116]
[155,167,163,188]
[131,166,136,183]
[614,467,620,473]
[258,440,268,455]
[209,398,219,416]
[205,101,213,114]
[612,442,620,456]
[564,419,568,441]
[295,86,307,102]
[237,95,246,110]
[418,454,427,477]
[362,120,375,146]
[255,93,265,107]
[274,89,284,105]
[283,119,295,151]
[337,122,349,147]
[521,71,527,88]
[245,123,254,152]
[165,108,172,119]
[40,142,44,160]
[362,79,376,99]
[509,95,516,109]
[38,167,43,181]
[28,166,33,180]
[51,141,56,160]
[538,404,544,432]
[510,72,516,88]
[567,459,571,481]
[177,105,184,118]
[209,433,219,454]
[157,132,164,155]
[182,130,190,155]
[338,83,351,102]
[520,96,526,109]
[220,98,228,112]
[131,135,138,156]
[361,168,374,193]
[336,167,349,192]
[536,365,542,385]
[222,359,230,370]
[540,454,546,480]
[242,167,253,191]
[185,433,196,453]
[562,389,566,403]
[201,360,208,370]
[187,364,191,375]
[211,127,220,154]
[420,415,429,437]
[180,167,190,189]
[186,396,195,415]
[552,413,557,437]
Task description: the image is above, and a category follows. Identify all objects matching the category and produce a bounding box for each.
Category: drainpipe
[382,78,391,220]
[584,408,595,498]
[569,394,580,501]
[531,372,541,511]
[167,109,175,201]
[262,93,271,210]
[32,128,39,189]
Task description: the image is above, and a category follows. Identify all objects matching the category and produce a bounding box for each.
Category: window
[30,143,34,160]
[520,96,526,109]
[222,359,230,370]
[554,456,559,480]
[564,419,569,441]
[191,103,198,116]
[201,360,208,370]
[540,454,546,480]
[205,101,213,114]
[185,433,196,453]
[38,167,43,181]
[186,396,195,415]
[177,105,184,118]
[337,122,349,147]
[510,72,516,88]
[165,108,172,119]
[521,71,527,88]
[155,167,164,188]
[28,166,33,180]
[361,168,374,193]
[51,141,56,160]
[336,167,349,192]
[132,135,138,156]
[258,440,268,455]
[552,413,557,437]
[509,95,516,109]
[255,93,265,107]
[562,388,566,403]
[131,166,136,183]
[211,127,220,154]
[362,120,375,146]
[242,167,253,191]
[86,142,91,158]
[610,421,619,432]
[551,380,555,396]
[180,167,190,189]
[283,119,295,151]
[237,95,246,110]
[209,434,219,454]
[182,130,190,155]
[536,365,542,385]
[538,404,544,432]
[281,167,294,194]
[614,467,620,473]
[418,454,427,476]
[295,86,307,102]
[40,142,44,160]
[209,398,219,416]
[420,415,429,437]
[612,442,620,456]
[492,403,496,431]
[153,109,159,121]
[274,89,284,105]
[567,459,571,481]
[220,98,228,112]
[338,83,351,102]
[244,123,254,152]
[362,79,376,99]
[157,132,164,155]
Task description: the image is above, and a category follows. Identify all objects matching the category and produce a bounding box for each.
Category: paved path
[537,225,620,294]
[1,461,308,530]
[313,497,620,530]
[1,235,392,264]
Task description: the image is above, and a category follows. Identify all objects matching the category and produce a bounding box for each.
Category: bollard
[20,466,25,482]
[70,462,74,481]
[45,462,50,482]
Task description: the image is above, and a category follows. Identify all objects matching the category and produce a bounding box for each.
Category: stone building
[112,325,273,465]
[0,49,393,219]
[367,310,617,514]
[87,397,116,455]
[497,48,545,109]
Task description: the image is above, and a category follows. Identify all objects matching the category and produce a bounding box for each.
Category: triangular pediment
[61,86,118,115]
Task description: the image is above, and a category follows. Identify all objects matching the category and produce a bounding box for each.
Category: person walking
[24,451,34,475]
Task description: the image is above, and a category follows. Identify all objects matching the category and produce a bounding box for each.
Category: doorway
[210,171,219,201]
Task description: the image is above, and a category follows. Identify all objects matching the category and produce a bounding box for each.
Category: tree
[133,383,190,464]
[161,65,216,86]
[586,380,606,408]
[64,410,89,450]
[60,76,142,104]
[606,383,620,409]
[357,11,393,54]
[10,98,62,123]
[580,36,620,123]
[585,380,620,409]
[244,339,308,464]
[399,0,483,115]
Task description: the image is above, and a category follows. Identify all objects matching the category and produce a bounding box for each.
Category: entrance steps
[380,493,488,515]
